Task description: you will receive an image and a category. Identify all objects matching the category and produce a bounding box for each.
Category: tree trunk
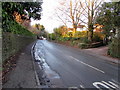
[115,27,120,39]
[88,24,94,42]
[87,1,94,43]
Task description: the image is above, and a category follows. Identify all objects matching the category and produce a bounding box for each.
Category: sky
[40,0,63,33]
[31,0,113,33]
[31,0,63,33]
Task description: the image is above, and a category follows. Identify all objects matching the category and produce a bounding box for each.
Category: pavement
[2,41,38,88]
[84,46,108,56]
[83,46,120,65]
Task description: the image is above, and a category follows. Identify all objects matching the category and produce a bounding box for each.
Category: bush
[74,31,87,37]
[57,37,65,41]
[63,37,71,41]
[78,43,89,49]
[108,38,120,58]
[93,32,104,42]
[3,32,35,61]
[70,41,78,46]
[80,37,90,44]
[93,34,102,42]
[71,37,80,40]
[3,20,35,36]
[49,33,56,40]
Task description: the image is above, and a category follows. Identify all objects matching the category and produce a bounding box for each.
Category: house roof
[77,25,85,28]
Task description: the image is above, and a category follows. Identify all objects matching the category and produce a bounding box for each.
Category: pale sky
[40,0,64,33]
[31,0,63,33]
[31,0,113,33]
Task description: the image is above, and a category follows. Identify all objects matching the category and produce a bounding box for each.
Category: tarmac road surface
[34,40,120,89]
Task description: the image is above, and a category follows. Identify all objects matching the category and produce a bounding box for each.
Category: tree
[85,0,103,42]
[2,2,42,20]
[95,2,120,42]
[95,3,112,44]
[95,2,120,58]
[35,24,45,36]
[56,0,103,42]
[111,2,120,39]
[53,25,68,38]
[2,2,43,32]
[39,25,45,36]
[42,30,48,38]
[56,0,84,33]
[53,27,62,38]
[35,24,40,30]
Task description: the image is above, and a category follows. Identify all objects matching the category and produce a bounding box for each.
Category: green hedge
[108,38,120,58]
[3,20,35,36]
[78,43,89,49]
[2,32,35,61]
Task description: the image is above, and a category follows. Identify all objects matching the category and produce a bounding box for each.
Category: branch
[79,1,88,15]
[85,0,92,11]
[58,7,72,20]
[73,0,79,15]
[79,18,88,24]
[55,12,67,26]
[93,0,103,11]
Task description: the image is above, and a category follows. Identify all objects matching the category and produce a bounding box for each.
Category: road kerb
[31,41,41,87]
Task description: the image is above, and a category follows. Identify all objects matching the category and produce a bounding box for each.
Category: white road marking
[70,56,105,73]
[80,85,85,88]
[68,87,78,90]
[108,81,119,88]
[93,82,110,89]
[111,79,120,85]
[93,81,119,89]
[102,81,116,88]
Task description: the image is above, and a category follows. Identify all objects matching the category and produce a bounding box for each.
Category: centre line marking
[70,56,105,73]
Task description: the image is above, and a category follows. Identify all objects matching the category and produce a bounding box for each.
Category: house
[77,24,86,31]
[94,24,104,32]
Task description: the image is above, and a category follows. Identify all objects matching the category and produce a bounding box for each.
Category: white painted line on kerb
[70,56,105,73]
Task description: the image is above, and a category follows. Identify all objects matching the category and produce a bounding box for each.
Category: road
[34,40,120,89]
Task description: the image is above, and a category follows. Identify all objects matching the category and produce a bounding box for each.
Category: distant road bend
[34,40,120,89]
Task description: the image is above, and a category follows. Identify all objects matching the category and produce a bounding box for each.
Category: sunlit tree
[56,0,84,33]
[56,0,103,42]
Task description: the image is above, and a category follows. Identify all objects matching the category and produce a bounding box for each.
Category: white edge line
[70,56,105,73]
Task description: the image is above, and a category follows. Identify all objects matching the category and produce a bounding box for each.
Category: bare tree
[56,0,86,32]
[56,0,103,42]
[83,0,103,42]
